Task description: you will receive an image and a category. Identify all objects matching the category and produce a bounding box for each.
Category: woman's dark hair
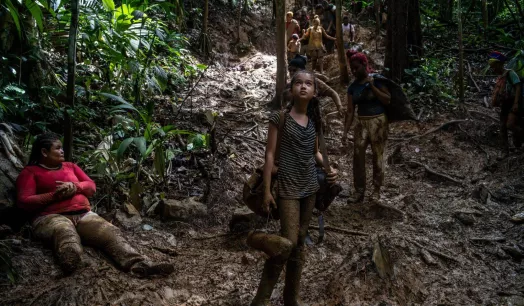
[286,70,323,133]
[28,133,60,165]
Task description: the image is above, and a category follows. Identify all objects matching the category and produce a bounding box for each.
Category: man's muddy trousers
[32,212,144,272]
[353,114,388,194]
[251,194,316,306]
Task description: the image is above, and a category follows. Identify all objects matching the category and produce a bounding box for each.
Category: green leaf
[99,92,129,104]
[5,0,22,39]
[133,136,146,158]
[102,0,115,12]
[117,137,134,160]
[196,64,207,70]
[110,103,139,113]
[25,0,44,32]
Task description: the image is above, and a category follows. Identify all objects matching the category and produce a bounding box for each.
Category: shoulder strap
[274,111,287,162]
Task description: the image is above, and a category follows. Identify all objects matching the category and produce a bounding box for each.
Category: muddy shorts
[307,47,325,60]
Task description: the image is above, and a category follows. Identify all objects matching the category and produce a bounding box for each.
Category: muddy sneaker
[130,260,175,277]
[58,246,82,274]
[347,191,364,204]
[370,188,381,203]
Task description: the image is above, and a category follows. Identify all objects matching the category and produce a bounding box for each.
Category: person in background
[300,15,335,74]
[286,11,301,44]
[288,34,301,60]
[342,16,356,48]
[343,53,391,203]
[16,133,175,276]
[489,51,523,158]
[297,8,310,56]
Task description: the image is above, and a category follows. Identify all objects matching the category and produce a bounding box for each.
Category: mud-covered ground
[2,4,524,306]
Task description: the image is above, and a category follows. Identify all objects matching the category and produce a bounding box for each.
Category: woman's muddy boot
[251,257,285,306]
[247,231,293,259]
[347,190,364,204]
[283,248,305,306]
[130,260,175,277]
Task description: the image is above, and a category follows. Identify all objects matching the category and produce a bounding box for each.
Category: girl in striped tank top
[251,70,338,306]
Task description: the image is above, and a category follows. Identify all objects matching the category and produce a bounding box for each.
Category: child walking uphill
[251,70,338,306]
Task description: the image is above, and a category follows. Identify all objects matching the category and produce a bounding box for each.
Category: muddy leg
[76,213,143,270]
[318,56,324,74]
[351,119,369,202]
[311,57,318,72]
[283,195,315,306]
[369,115,388,201]
[33,214,83,274]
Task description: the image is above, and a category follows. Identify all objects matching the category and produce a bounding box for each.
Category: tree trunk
[407,0,423,58]
[385,0,409,83]
[336,0,349,84]
[64,0,79,161]
[438,0,453,22]
[236,0,242,42]
[482,0,488,37]
[457,0,465,103]
[273,0,286,109]
[503,0,523,35]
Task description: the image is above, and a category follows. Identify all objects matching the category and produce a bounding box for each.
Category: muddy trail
[2,4,524,306]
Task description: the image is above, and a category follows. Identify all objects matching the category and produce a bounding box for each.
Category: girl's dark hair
[286,70,323,133]
[28,133,60,165]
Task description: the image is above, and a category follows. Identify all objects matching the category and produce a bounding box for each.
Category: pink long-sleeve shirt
[16,162,96,218]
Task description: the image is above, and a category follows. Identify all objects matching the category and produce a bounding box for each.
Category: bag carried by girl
[242,111,341,220]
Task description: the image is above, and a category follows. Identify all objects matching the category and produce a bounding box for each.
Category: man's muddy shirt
[269,112,319,199]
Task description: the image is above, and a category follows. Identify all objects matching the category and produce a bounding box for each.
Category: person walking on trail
[288,34,301,60]
[342,16,356,48]
[489,51,523,159]
[286,55,344,117]
[300,15,335,74]
[16,133,175,276]
[286,11,301,43]
[343,52,391,203]
[296,8,310,56]
[251,70,338,306]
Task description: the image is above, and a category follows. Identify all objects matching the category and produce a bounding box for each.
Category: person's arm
[318,79,343,116]
[343,93,355,138]
[72,163,96,197]
[262,119,279,212]
[299,28,310,42]
[16,168,56,212]
[321,28,336,41]
[365,77,391,105]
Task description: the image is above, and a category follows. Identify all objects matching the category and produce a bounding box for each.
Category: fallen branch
[152,246,179,257]
[193,232,237,240]
[406,160,464,185]
[373,202,406,217]
[403,120,468,141]
[174,68,208,120]
[467,109,498,122]
[409,240,460,263]
[309,225,369,236]
[470,236,506,243]
[483,97,489,108]
[242,123,258,135]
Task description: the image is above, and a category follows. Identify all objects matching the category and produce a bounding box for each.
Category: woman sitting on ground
[16,133,174,276]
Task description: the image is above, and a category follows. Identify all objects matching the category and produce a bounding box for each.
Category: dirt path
[2,51,524,306]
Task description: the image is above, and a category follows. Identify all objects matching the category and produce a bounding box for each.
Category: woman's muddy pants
[251,194,316,306]
[353,114,388,195]
[32,212,144,273]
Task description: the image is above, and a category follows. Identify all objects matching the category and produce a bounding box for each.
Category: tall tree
[272,0,286,109]
[198,0,211,56]
[64,0,79,161]
[482,0,488,38]
[336,0,349,84]
[407,0,423,57]
[384,0,408,83]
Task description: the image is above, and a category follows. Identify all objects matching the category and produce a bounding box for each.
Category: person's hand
[364,75,374,85]
[512,104,519,113]
[55,181,76,199]
[327,167,338,184]
[262,191,277,214]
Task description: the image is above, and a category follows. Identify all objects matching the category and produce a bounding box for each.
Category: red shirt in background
[16,162,96,218]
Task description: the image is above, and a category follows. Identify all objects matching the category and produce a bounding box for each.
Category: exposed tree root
[402,120,468,142]
[409,239,460,263]
[406,160,464,185]
[309,225,369,236]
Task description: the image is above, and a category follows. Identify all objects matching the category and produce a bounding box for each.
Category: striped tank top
[269,111,319,199]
